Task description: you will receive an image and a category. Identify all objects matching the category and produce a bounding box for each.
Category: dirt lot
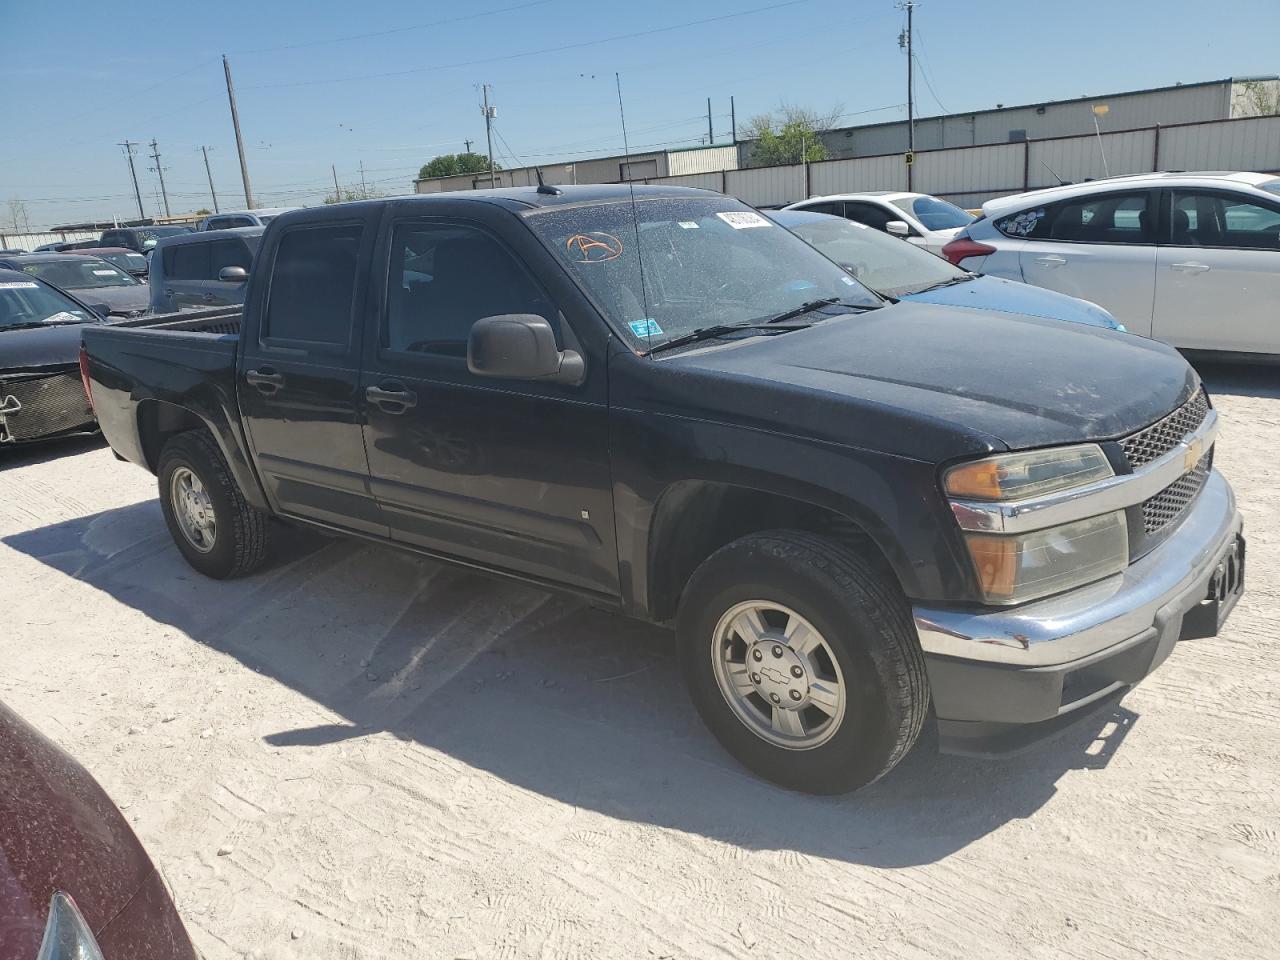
[2,362,1278,960]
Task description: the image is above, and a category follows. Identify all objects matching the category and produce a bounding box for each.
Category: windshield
[786,216,967,297]
[0,278,97,328]
[96,251,149,274]
[526,196,879,350]
[891,195,975,231]
[19,258,139,290]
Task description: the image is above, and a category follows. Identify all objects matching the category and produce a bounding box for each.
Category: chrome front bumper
[914,470,1243,753]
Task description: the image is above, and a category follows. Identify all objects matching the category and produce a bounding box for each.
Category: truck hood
[665,300,1198,456]
[1,322,93,372]
[902,275,1122,330]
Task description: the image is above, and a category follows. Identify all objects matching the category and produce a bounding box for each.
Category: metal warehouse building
[779,76,1280,164]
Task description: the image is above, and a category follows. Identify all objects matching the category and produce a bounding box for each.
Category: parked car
[0,268,107,444]
[70,245,150,280]
[943,171,1280,358]
[783,191,976,254]
[0,248,27,255]
[0,698,199,960]
[33,241,85,252]
[767,209,1123,330]
[0,253,150,318]
[197,207,299,230]
[83,186,1244,794]
[98,224,195,255]
[149,227,263,313]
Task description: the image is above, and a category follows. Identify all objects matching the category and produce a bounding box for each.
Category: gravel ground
[1,362,1277,960]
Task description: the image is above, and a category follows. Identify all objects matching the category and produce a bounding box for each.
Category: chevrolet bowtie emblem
[1183,436,1205,472]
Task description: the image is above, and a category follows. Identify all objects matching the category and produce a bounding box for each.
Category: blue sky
[3,0,1277,228]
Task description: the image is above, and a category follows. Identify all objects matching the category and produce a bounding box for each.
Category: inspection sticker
[92,269,116,276]
[628,318,663,338]
[44,311,81,324]
[716,211,770,229]
[0,281,39,289]
[677,220,699,229]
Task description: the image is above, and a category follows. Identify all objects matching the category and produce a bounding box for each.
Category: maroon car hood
[0,701,153,957]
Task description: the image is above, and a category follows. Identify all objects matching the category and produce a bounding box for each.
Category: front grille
[1141,450,1212,535]
[1120,387,1209,469]
[0,371,95,442]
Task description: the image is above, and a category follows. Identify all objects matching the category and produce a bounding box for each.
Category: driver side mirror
[468,314,584,386]
[88,303,113,319]
[885,220,911,237]
[218,266,248,283]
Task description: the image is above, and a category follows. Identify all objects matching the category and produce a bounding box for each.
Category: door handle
[366,382,418,413]
[245,368,285,394]
[1171,261,1210,274]
[1033,255,1068,267]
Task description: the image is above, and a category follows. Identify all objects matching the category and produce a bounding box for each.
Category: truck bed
[106,306,243,336]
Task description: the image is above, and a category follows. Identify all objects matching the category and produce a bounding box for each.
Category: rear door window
[997,191,1153,244]
[263,224,363,345]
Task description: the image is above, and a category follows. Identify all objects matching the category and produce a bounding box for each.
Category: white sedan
[943,171,1280,358]
[783,191,976,255]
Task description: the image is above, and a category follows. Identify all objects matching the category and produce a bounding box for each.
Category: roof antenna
[1039,157,1068,186]
[535,166,561,195]
[616,71,652,351]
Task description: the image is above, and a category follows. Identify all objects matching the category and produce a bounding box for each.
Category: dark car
[0,699,198,960]
[97,225,195,255]
[0,254,150,318]
[0,248,26,255]
[83,187,1243,794]
[149,227,262,313]
[0,268,105,444]
[69,246,150,280]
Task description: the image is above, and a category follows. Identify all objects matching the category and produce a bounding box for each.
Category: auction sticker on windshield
[0,281,39,289]
[716,211,770,229]
[628,318,663,337]
[92,269,116,276]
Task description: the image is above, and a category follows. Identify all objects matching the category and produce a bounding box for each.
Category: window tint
[167,242,210,280]
[843,202,894,232]
[1169,191,1280,250]
[997,191,1152,244]
[264,224,362,344]
[209,239,253,275]
[799,201,843,216]
[384,222,555,357]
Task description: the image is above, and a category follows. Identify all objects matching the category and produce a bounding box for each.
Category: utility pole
[898,1,915,154]
[331,164,342,203]
[223,54,255,209]
[730,95,737,144]
[359,160,368,196]
[200,145,220,213]
[464,138,474,154]
[148,139,171,219]
[118,140,145,220]
[707,97,714,145]
[481,84,497,188]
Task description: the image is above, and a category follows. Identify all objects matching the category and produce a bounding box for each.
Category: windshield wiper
[3,319,81,330]
[761,296,880,325]
[644,321,811,355]
[913,274,975,294]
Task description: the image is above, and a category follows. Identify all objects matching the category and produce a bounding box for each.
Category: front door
[239,213,387,536]
[1153,188,1280,354]
[359,215,618,596]
[1017,189,1158,336]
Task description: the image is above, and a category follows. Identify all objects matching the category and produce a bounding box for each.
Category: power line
[242,0,812,91]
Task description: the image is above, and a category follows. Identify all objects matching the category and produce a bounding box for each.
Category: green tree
[743,104,842,167]
[324,183,388,205]
[417,152,501,180]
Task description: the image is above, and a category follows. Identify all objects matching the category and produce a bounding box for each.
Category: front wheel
[157,430,271,579]
[677,531,929,794]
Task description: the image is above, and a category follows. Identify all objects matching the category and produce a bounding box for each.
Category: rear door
[162,241,211,310]
[238,209,387,535]
[1153,187,1280,354]
[358,207,618,595]
[1015,189,1158,337]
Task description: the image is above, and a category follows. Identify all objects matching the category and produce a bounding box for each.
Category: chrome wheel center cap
[747,641,809,707]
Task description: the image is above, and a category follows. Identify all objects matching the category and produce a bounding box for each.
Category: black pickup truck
[82,186,1244,794]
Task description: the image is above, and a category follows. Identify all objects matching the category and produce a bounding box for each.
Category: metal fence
[0,229,99,251]
[643,114,1280,210]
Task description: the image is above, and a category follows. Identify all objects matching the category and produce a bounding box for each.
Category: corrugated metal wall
[810,155,902,195]
[913,142,1023,197]
[0,230,99,249]
[1160,115,1280,172]
[667,146,738,175]
[647,172,725,191]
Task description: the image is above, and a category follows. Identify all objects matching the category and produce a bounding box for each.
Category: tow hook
[0,394,20,444]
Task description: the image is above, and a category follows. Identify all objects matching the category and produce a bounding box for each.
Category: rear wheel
[157,430,271,579]
[677,530,929,794]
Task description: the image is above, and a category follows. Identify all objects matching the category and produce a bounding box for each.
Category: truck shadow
[1193,361,1280,400]
[6,501,1138,869]
[0,433,105,469]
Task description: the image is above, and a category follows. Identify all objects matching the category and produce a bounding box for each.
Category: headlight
[36,893,105,960]
[962,510,1129,604]
[945,443,1113,501]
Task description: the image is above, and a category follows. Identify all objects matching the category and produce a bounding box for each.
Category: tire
[676,530,929,794]
[157,429,271,579]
